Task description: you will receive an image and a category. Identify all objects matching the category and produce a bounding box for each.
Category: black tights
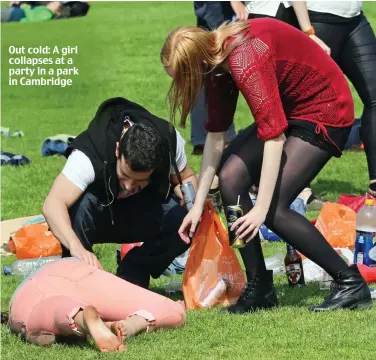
[249,9,376,182]
[218,125,348,280]
[311,13,376,181]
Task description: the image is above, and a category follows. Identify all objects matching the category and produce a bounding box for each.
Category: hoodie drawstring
[103,161,115,226]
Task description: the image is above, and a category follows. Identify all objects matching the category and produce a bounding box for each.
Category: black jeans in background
[64,185,190,288]
[310,12,376,181]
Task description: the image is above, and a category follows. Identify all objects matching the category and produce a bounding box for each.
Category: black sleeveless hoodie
[65,97,178,224]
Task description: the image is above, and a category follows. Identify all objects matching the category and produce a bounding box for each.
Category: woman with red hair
[161,18,371,313]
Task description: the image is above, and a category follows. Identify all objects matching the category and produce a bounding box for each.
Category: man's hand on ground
[70,244,103,269]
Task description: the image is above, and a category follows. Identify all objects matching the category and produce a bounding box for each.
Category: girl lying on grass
[2,257,185,352]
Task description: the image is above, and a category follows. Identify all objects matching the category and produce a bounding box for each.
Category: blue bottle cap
[3,266,11,275]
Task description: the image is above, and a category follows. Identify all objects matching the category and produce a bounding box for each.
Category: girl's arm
[178,131,226,242]
[291,1,331,55]
[196,131,226,208]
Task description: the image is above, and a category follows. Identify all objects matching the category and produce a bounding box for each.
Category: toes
[120,324,127,335]
[117,322,127,341]
[99,340,126,353]
[117,344,127,352]
[111,322,127,341]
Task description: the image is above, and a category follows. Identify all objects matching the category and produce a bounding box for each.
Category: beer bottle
[284,244,305,288]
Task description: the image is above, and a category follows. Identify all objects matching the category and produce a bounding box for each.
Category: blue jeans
[191,88,236,146]
[192,2,239,147]
[1,7,25,22]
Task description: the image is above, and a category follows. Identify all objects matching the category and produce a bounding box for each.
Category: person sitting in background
[57,1,90,19]
[1,1,90,22]
[43,97,196,289]
[1,1,63,23]
[4,258,185,351]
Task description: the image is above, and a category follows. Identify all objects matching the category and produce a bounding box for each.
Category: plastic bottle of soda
[284,244,305,288]
[354,199,376,266]
[354,235,365,264]
[3,256,61,277]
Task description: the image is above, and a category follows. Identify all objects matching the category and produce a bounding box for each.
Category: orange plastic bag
[315,202,356,249]
[8,222,62,259]
[182,201,246,309]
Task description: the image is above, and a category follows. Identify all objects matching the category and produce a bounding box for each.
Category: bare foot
[105,321,128,342]
[83,306,126,352]
[106,315,150,338]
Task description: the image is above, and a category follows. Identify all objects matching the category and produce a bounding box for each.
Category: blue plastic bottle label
[356,230,376,267]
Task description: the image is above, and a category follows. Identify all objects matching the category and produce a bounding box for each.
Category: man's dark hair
[118,123,166,172]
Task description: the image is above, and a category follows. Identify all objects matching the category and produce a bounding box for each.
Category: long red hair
[161,21,250,127]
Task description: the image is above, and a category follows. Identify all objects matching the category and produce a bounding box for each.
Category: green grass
[1,2,376,359]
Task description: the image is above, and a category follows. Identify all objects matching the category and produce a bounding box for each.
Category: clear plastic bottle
[354,199,376,266]
[264,251,284,274]
[5,256,61,277]
[198,277,229,308]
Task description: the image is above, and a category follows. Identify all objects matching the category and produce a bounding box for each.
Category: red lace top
[204,18,354,141]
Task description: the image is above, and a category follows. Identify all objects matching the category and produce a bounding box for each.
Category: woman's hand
[178,204,204,244]
[230,1,249,21]
[290,1,331,56]
[309,35,331,55]
[230,206,266,241]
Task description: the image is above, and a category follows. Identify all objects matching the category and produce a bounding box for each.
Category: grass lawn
[1,2,376,359]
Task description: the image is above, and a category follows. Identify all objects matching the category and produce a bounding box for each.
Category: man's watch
[304,26,315,36]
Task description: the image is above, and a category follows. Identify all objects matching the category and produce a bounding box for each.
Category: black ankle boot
[310,265,372,312]
[221,270,278,314]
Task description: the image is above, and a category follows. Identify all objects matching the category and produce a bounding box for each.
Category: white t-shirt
[246,1,292,17]
[62,129,187,192]
[247,1,362,19]
[306,1,362,18]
